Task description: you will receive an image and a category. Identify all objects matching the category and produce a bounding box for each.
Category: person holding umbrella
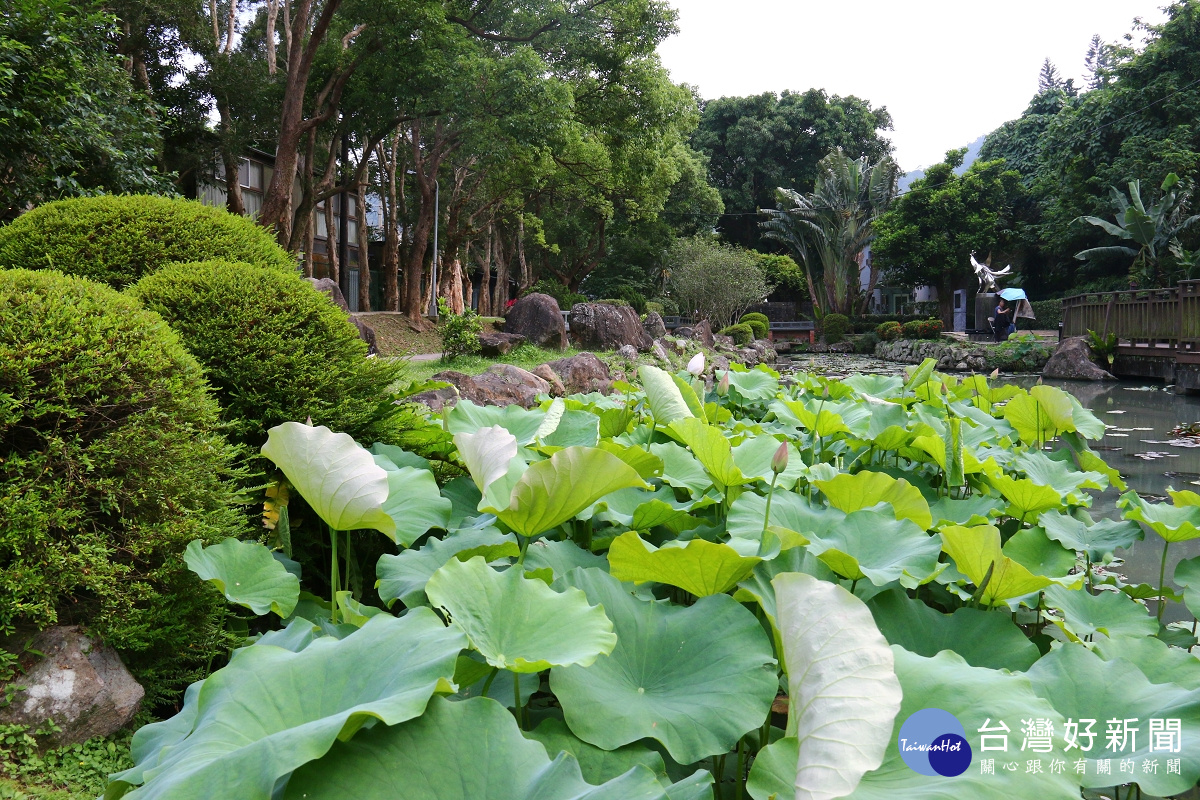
[990,298,1015,342]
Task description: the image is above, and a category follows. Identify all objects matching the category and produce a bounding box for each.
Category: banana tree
[1075,172,1200,287]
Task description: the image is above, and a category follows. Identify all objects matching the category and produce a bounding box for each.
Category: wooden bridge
[1061,280,1200,393]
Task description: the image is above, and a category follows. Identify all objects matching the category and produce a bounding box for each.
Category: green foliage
[644,301,664,315]
[1028,298,1062,328]
[0,727,133,797]
[1086,328,1118,366]
[900,318,943,339]
[852,332,879,354]
[750,252,806,296]
[129,261,412,456]
[524,280,587,311]
[0,195,295,289]
[742,318,767,339]
[667,237,771,328]
[820,312,849,343]
[0,269,244,705]
[0,0,172,219]
[739,311,770,327]
[437,298,483,361]
[984,335,1054,371]
[875,320,902,341]
[720,322,753,345]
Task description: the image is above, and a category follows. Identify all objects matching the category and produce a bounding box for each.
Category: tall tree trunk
[492,230,509,313]
[356,180,371,311]
[324,199,339,283]
[516,215,529,290]
[477,224,493,316]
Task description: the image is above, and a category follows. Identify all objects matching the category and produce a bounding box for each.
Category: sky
[657,0,1169,172]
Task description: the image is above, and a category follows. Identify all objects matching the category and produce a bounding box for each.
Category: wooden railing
[1062,280,1200,351]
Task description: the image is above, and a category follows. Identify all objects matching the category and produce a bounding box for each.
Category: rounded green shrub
[0,195,296,289]
[739,311,770,328]
[129,261,414,454]
[902,318,943,340]
[0,269,244,704]
[742,318,768,340]
[720,322,754,346]
[821,313,849,344]
[876,321,902,341]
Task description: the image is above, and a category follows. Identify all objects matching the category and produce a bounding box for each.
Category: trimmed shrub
[0,195,296,289]
[720,322,754,346]
[438,298,483,361]
[0,269,245,705]
[821,313,849,344]
[1028,299,1063,329]
[739,312,769,339]
[597,298,630,307]
[645,301,665,316]
[129,261,414,455]
[739,311,770,327]
[876,321,902,341]
[902,318,943,340]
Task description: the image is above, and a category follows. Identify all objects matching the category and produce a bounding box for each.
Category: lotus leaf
[668,418,745,490]
[598,440,664,479]
[928,495,1002,527]
[526,718,668,785]
[804,509,942,588]
[525,540,609,578]
[940,524,1062,604]
[1173,555,1200,618]
[607,532,761,596]
[639,365,694,426]
[454,654,539,708]
[369,442,432,471]
[989,473,1064,519]
[375,459,453,545]
[734,548,835,666]
[843,374,903,397]
[448,399,546,444]
[814,471,932,529]
[1043,585,1157,641]
[376,528,519,608]
[650,441,712,495]
[184,539,299,618]
[544,409,602,448]
[454,424,520,497]
[1001,526,1077,580]
[1039,511,1144,562]
[1119,491,1200,541]
[722,366,780,401]
[1012,450,1106,504]
[1093,634,1200,689]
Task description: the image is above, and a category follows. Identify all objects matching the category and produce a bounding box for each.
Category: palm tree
[1076,173,1200,287]
[759,149,898,317]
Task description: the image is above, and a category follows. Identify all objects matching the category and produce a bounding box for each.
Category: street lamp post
[430,178,439,319]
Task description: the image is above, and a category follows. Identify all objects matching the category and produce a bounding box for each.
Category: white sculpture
[970,251,1013,293]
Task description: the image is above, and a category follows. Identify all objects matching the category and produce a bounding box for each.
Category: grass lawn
[400,344,600,384]
[356,312,505,357]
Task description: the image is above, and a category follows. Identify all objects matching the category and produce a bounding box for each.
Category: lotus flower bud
[771,442,789,474]
[687,353,705,377]
[940,382,948,396]
[717,372,730,396]
[989,368,1000,379]
[822,386,830,400]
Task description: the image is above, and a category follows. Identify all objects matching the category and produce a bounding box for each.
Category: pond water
[781,354,1200,622]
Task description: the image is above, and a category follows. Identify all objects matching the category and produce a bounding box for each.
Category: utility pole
[338,133,351,306]
[429,178,439,318]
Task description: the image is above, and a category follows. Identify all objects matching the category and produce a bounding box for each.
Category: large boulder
[691,320,715,348]
[643,311,667,340]
[0,627,143,746]
[533,364,567,396]
[349,315,378,355]
[1043,336,1116,381]
[545,353,613,394]
[504,293,567,350]
[568,303,652,351]
[478,332,526,357]
[410,364,550,410]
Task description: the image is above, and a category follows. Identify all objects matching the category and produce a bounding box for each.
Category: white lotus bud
[687,353,705,377]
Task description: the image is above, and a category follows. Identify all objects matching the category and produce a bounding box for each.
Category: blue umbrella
[998,288,1027,301]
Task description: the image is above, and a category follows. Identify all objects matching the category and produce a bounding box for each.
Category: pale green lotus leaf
[1171,488,1200,506]
[1002,385,1080,444]
[1001,526,1077,581]
[607,531,761,596]
[1173,555,1200,618]
[261,422,394,535]
[105,611,464,800]
[650,441,712,495]
[734,548,836,668]
[1093,634,1200,689]
[282,696,668,800]
[526,718,668,786]
[544,409,601,448]
[597,440,664,480]
[376,528,519,608]
[814,471,932,529]
[843,374,903,398]
[940,524,1062,604]
[184,539,299,618]
[663,771,715,800]
[722,366,781,401]
[426,556,615,673]
[870,424,913,451]
[525,540,609,578]
[731,435,797,487]
[369,442,431,472]
[1012,450,1106,503]
[902,358,937,391]
[591,486,694,530]
[726,490,840,557]
[639,364,694,426]
[536,398,567,440]
[773,573,901,800]
[928,495,1002,527]
[454,424,519,497]
[1043,584,1158,642]
[1039,511,1144,562]
[1066,393,1106,439]
[989,473,1065,519]
[1119,490,1200,542]
[805,509,942,588]
[670,371,707,421]
[866,587,1039,671]
[334,591,386,627]
[550,568,777,764]
[668,418,745,490]
[374,459,453,545]
[490,446,647,538]
[1026,643,1200,796]
[448,399,546,444]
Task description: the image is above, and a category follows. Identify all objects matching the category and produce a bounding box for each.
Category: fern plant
[1086,329,1118,366]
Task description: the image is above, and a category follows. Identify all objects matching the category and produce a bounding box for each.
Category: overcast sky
[657,1,1168,172]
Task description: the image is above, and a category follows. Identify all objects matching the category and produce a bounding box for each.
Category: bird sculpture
[970,251,1013,293]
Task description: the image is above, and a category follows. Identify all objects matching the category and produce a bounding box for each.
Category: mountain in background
[897,133,987,192]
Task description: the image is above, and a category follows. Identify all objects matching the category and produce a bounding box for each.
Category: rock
[651,341,670,363]
[691,320,715,348]
[349,315,378,355]
[567,303,652,352]
[406,384,460,412]
[1043,336,1117,381]
[673,326,693,339]
[504,293,567,350]
[711,355,730,375]
[956,361,968,371]
[0,627,143,747]
[714,334,735,350]
[546,353,612,394]
[533,364,566,396]
[478,332,526,357]
[643,312,667,340]
[306,277,349,311]
[617,344,638,360]
[412,365,549,410]
[737,347,760,366]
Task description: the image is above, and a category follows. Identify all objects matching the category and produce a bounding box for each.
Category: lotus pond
[106,360,1200,800]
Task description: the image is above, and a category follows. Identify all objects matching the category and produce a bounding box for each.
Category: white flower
[686,353,705,376]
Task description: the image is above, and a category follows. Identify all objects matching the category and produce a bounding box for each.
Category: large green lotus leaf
[773,573,902,800]
[1043,584,1157,642]
[722,366,780,401]
[1039,511,1144,561]
[669,371,707,422]
[454,654,539,708]
[375,459,453,545]
[650,441,712,496]
[184,539,299,618]
[734,548,836,668]
[663,771,715,800]
[1119,490,1200,541]
[283,696,668,800]
[727,490,843,546]
[1026,643,1200,796]
[598,440,664,480]
[1012,450,1106,504]
[774,398,859,438]
[870,424,912,451]
[454,424,520,496]
[843,373,904,399]
[751,647,1082,800]
[544,409,602,448]
[1171,488,1200,506]
[868,588,1040,670]
[1001,526,1077,580]
[814,471,932,529]
[261,422,395,535]
[1173,555,1200,618]
[376,528,519,608]
[1002,392,1062,445]
[805,509,942,588]
[668,418,745,490]
[639,364,694,426]
[1061,434,1127,491]
[731,435,799,488]
[525,540,609,578]
[426,556,616,673]
[369,442,432,472]
[527,718,668,785]
[448,399,546,444]
[105,611,464,800]
[592,486,695,531]
[607,531,760,596]
[1066,393,1106,440]
[490,446,647,537]
[1093,634,1200,689]
[902,357,937,391]
[940,524,1058,604]
[989,473,1065,519]
[550,567,777,764]
[442,476,486,527]
[928,495,1002,527]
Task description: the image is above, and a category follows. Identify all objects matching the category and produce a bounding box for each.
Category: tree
[759,149,898,316]
[0,0,172,219]
[1076,173,1200,286]
[872,152,1028,326]
[666,237,771,328]
[1084,34,1114,90]
[692,90,893,250]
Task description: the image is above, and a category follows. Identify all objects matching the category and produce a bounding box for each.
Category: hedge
[720,322,754,345]
[821,313,849,344]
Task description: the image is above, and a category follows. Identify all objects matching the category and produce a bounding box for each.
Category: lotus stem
[329,524,339,625]
[735,739,745,800]
[344,529,352,594]
[762,473,780,537]
[514,671,523,727]
[1158,542,1171,622]
[481,666,498,698]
